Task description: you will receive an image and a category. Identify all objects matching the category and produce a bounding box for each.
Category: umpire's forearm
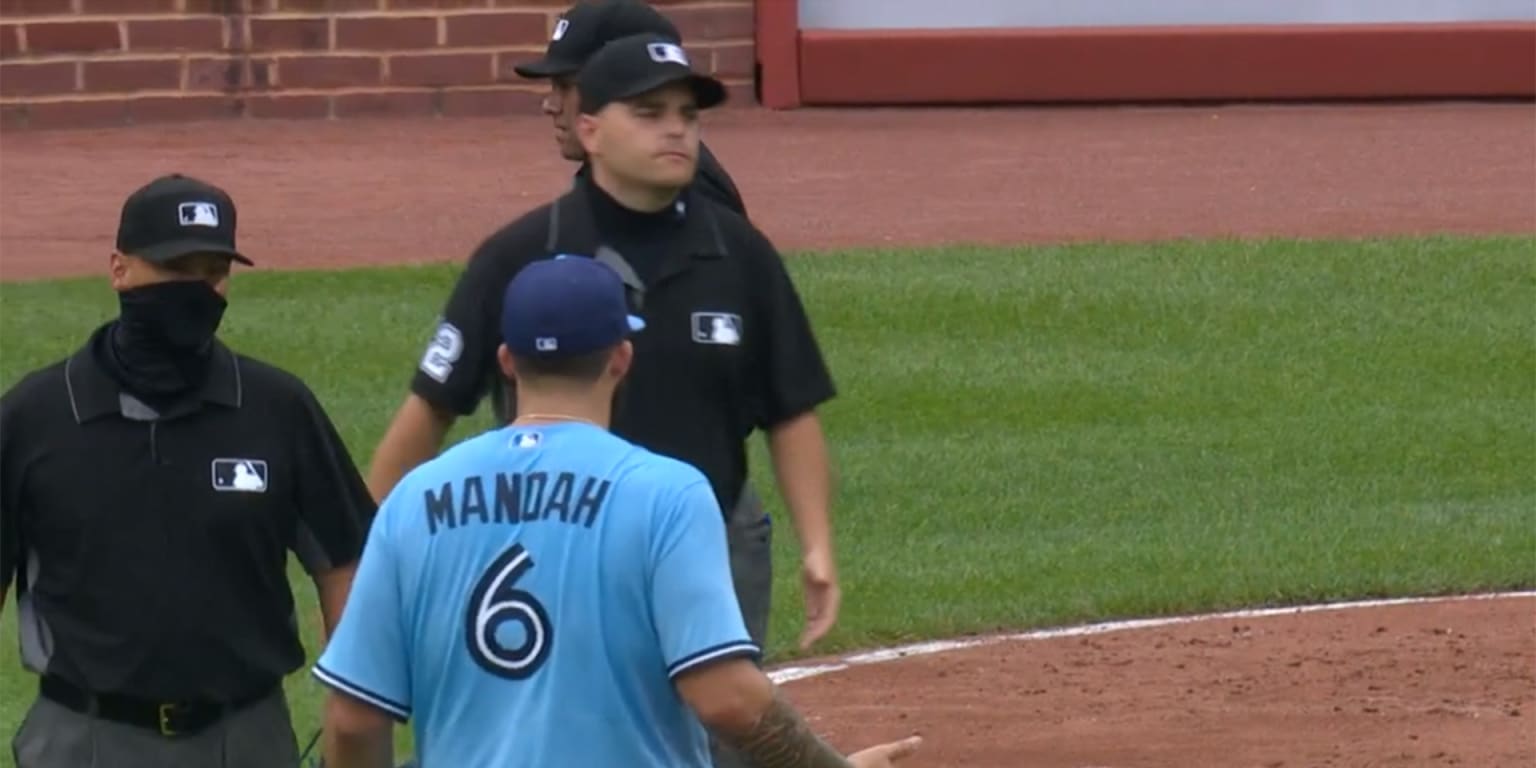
[766,411,834,555]
[323,731,393,768]
[313,563,356,644]
[367,395,455,504]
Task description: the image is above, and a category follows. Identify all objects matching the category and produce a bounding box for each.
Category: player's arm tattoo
[726,687,853,768]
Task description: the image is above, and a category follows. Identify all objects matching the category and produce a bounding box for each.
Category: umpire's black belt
[40,674,277,738]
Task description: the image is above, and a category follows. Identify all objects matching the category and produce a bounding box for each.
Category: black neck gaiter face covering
[96,280,228,403]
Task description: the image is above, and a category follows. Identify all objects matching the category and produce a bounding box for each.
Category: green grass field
[1,235,1532,763]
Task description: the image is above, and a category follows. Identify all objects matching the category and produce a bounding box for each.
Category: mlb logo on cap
[575,33,729,114]
[116,173,253,266]
[178,201,220,228]
[646,42,689,67]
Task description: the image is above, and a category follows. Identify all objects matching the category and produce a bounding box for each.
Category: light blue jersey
[314,421,758,767]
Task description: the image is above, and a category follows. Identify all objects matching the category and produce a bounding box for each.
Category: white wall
[798,0,1536,30]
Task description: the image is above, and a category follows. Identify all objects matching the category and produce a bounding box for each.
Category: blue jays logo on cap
[501,256,645,358]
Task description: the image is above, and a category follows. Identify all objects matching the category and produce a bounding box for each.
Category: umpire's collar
[558,174,728,266]
[66,324,243,423]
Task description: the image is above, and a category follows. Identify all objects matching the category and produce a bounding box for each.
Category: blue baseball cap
[501,256,645,358]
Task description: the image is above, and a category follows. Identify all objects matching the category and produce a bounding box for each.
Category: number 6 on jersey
[465,543,553,679]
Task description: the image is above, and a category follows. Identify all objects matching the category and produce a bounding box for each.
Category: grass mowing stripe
[0,235,1530,764]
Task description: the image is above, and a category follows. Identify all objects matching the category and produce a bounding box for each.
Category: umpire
[367,34,840,768]
[512,0,749,217]
[0,174,377,768]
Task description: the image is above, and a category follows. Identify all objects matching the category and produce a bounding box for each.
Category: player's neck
[512,390,612,430]
[590,163,679,214]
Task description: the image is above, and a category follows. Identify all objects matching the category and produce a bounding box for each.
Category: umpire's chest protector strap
[545,189,731,309]
[546,196,648,308]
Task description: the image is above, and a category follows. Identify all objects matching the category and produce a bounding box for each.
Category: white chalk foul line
[766,590,1536,684]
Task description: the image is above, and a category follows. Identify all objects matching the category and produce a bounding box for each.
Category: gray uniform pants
[709,483,774,768]
[12,689,300,768]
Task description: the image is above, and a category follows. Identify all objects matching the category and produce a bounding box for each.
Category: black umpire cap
[513,0,682,79]
[578,35,727,114]
[116,173,252,266]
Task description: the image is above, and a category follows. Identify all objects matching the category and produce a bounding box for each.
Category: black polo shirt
[575,141,747,218]
[410,176,834,513]
[0,328,376,702]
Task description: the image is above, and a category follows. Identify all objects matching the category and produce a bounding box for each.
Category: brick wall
[0,0,757,130]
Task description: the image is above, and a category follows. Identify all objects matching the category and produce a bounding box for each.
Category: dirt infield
[1,102,1533,765]
[781,594,1536,768]
[1,102,1533,281]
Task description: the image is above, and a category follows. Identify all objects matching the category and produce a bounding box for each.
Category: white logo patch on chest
[211,458,268,493]
[692,312,743,346]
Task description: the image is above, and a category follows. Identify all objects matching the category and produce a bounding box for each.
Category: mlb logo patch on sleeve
[212,458,268,493]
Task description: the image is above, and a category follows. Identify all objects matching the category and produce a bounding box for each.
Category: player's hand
[799,548,841,651]
[849,735,923,767]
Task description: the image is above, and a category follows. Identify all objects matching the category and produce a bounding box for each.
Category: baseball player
[313,257,920,767]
